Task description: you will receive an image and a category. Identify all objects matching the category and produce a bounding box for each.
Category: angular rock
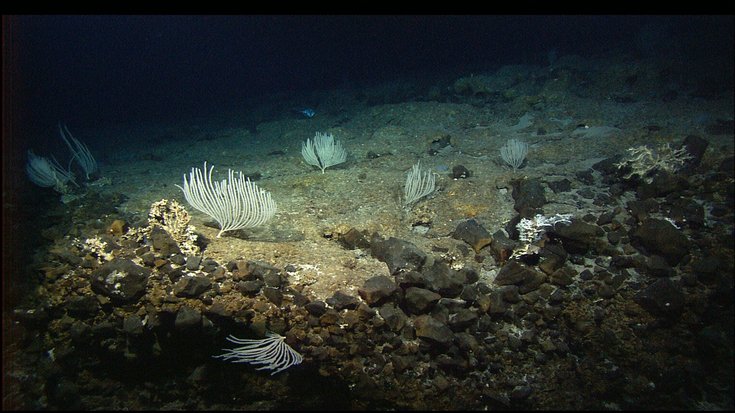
[634,278,685,318]
[339,228,371,250]
[512,178,547,212]
[607,228,625,244]
[510,385,533,401]
[680,134,709,171]
[596,210,616,226]
[326,291,359,310]
[319,309,340,326]
[485,290,508,315]
[175,306,202,329]
[537,243,568,275]
[459,284,479,302]
[549,288,565,304]
[290,290,310,307]
[206,301,232,318]
[637,171,688,200]
[237,279,263,295]
[243,260,281,280]
[596,283,616,299]
[475,292,492,313]
[494,261,546,294]
[547,178,572,193]
[447,308,479,332]
[460,267,479,284]
[391,355,412,373]
[174,274,212,297]
[673,198,705,229]
[90,259,150,305]
[262,287,283,306]
[498,285,521,303]
[452,219,493,253]
[436,353,468,373]
[358,275,398,306]
[123,314,144,335]
[185,255,202,270]
[371,236,427,275]
[210,266,226,281]
[169,254,186,266]
[575,169,595,185]
[610,254,647,269]
[495,260,535,285]
[69,321,91,343]
[394,270,425,289]
[413,315,454,347]
[90,321,116,338]
[626,198,660,222]
[200,258,220,273]
[645,255,676,277]
[418,261,465,297]
[150,226,181,256]
[263,271,284,289]
[553,220,603,255]
[517,271,546,294]
[633,218,691,266]
[452,164,471,179]
[378,304,408,332]
[404,287,441,314]
[305,300,327,316]
[488,230,516,264]
[65,295,101,318]
[436,297,467,313]
[140,251,156,267]
[549,266,576,286]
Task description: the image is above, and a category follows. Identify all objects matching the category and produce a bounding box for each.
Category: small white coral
[147,199,199,255]
[615,143,692,183]
[82,236,115,262]
[517,213,573,244]
[500,138,529,172]
[403,161,436,207]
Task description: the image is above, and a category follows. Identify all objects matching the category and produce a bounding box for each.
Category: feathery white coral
[213,332,303,375]
[25,150,77,193]
[176,162,276,238]
[301,132,347,173]
[500,138,529,172]
[58,123,97,180]
[403,161,436,207]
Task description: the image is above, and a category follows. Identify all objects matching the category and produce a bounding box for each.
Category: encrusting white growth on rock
[615,143,692,183]
[514,213,573,257]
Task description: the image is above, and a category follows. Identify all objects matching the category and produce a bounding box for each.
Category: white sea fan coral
[301,132,347,173]
[500,138,529,172]
[403,161,436,207]
[213,332,303,375]
[25,150,77,193]
[58,123,98,180]
[176,162,276,238]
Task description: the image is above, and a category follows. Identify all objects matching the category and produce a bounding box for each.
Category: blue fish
[299,108,316,118]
